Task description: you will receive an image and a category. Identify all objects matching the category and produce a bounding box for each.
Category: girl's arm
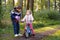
[21,15,26,21]
[31,15,34,21]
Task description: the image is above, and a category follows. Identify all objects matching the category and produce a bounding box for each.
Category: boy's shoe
[18,33,23,36]
[14,34,19,37]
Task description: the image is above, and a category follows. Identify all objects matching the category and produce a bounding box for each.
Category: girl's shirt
[22,14,34,23]
[11,11,21,21]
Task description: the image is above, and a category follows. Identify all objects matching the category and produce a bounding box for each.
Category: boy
[11,6,22,37]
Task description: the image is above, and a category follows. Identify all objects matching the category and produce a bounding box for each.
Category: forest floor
[12,27,60,40]
[0,25,60,40]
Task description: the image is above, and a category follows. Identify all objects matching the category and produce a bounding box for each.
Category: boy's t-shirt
[11,11,21,21]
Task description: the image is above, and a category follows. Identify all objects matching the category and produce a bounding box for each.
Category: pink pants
[24,23,35,34]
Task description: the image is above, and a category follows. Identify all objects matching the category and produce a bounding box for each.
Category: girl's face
[26,10,30,15]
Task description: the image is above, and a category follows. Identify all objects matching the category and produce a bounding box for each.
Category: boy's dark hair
[14,5,22,10]
[16,6,22,9]
[14,6,22,12]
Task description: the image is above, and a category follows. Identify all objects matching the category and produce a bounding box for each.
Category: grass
[35,25,60,33]
[35,25,60,40]
[0,10,60,40]
[0,23,60,40]
[0,18,60,40]
[42,30,60,40]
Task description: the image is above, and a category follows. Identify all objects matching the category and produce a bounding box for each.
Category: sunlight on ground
[52,30,60,36]
[42,30,60,40]
[0,25,60,40]
[35,25,58,33]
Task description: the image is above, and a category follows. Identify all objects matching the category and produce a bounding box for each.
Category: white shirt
[22,14,34,23]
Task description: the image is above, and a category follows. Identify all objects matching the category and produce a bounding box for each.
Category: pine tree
[27,0,29,10]
[54,0,56,9]
[48,0,50,9]
[0,0,2,26]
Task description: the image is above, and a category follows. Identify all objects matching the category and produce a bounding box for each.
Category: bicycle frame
[24,24,32,38]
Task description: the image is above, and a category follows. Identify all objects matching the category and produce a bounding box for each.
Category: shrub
[48,10,60,20]
[34,9,60,21]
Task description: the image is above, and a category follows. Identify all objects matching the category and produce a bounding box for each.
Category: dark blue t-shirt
[11,11,21,21]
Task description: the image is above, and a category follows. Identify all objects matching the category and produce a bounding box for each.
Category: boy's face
[16,9,21,12]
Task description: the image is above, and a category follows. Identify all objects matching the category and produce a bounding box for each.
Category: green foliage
[48,10,60,20]
[33,23,45,29]
[34,9,60,26]
[34,9,60,21]
[0,0,60,40]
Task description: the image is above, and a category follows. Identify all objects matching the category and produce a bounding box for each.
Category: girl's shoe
[32,34,35,36]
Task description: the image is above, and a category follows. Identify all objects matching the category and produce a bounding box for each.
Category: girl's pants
[12,21,20,34]
[24,23,35,34]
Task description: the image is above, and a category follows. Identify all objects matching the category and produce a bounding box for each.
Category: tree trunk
[20,0,23,18]
[13,0,15,7]
[54,0,56,9]
[23,0,26,9]
[41,0,44,10]
[27,0,29,10]
[30,0,34,12]
[3,0,6,12]
[25,0,27,10]
[48,0,50,10]
[0,0,2,26]
[4,0,6,7]
[59,0,60,12]
[0,0,2,19]
[45,0,48,9]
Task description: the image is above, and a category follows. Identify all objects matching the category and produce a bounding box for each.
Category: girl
[21,10,35,36]
[11,6,22,37]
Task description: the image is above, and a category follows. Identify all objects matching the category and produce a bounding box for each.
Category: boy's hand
[15,16,20,21]
[14,19,19,23]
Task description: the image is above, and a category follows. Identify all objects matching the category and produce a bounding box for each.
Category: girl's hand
[30,20,33,22]
[21,20,24,23]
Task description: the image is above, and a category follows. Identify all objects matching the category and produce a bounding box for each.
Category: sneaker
[32,34,35,36]
[14,34,19,37]
[18,33,23,36]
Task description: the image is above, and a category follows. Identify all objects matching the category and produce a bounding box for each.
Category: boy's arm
[11,12,16,20]
[19,12,22,17]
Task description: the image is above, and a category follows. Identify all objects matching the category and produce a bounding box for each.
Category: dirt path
[1,27,60,40]
[11,27,60,40]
